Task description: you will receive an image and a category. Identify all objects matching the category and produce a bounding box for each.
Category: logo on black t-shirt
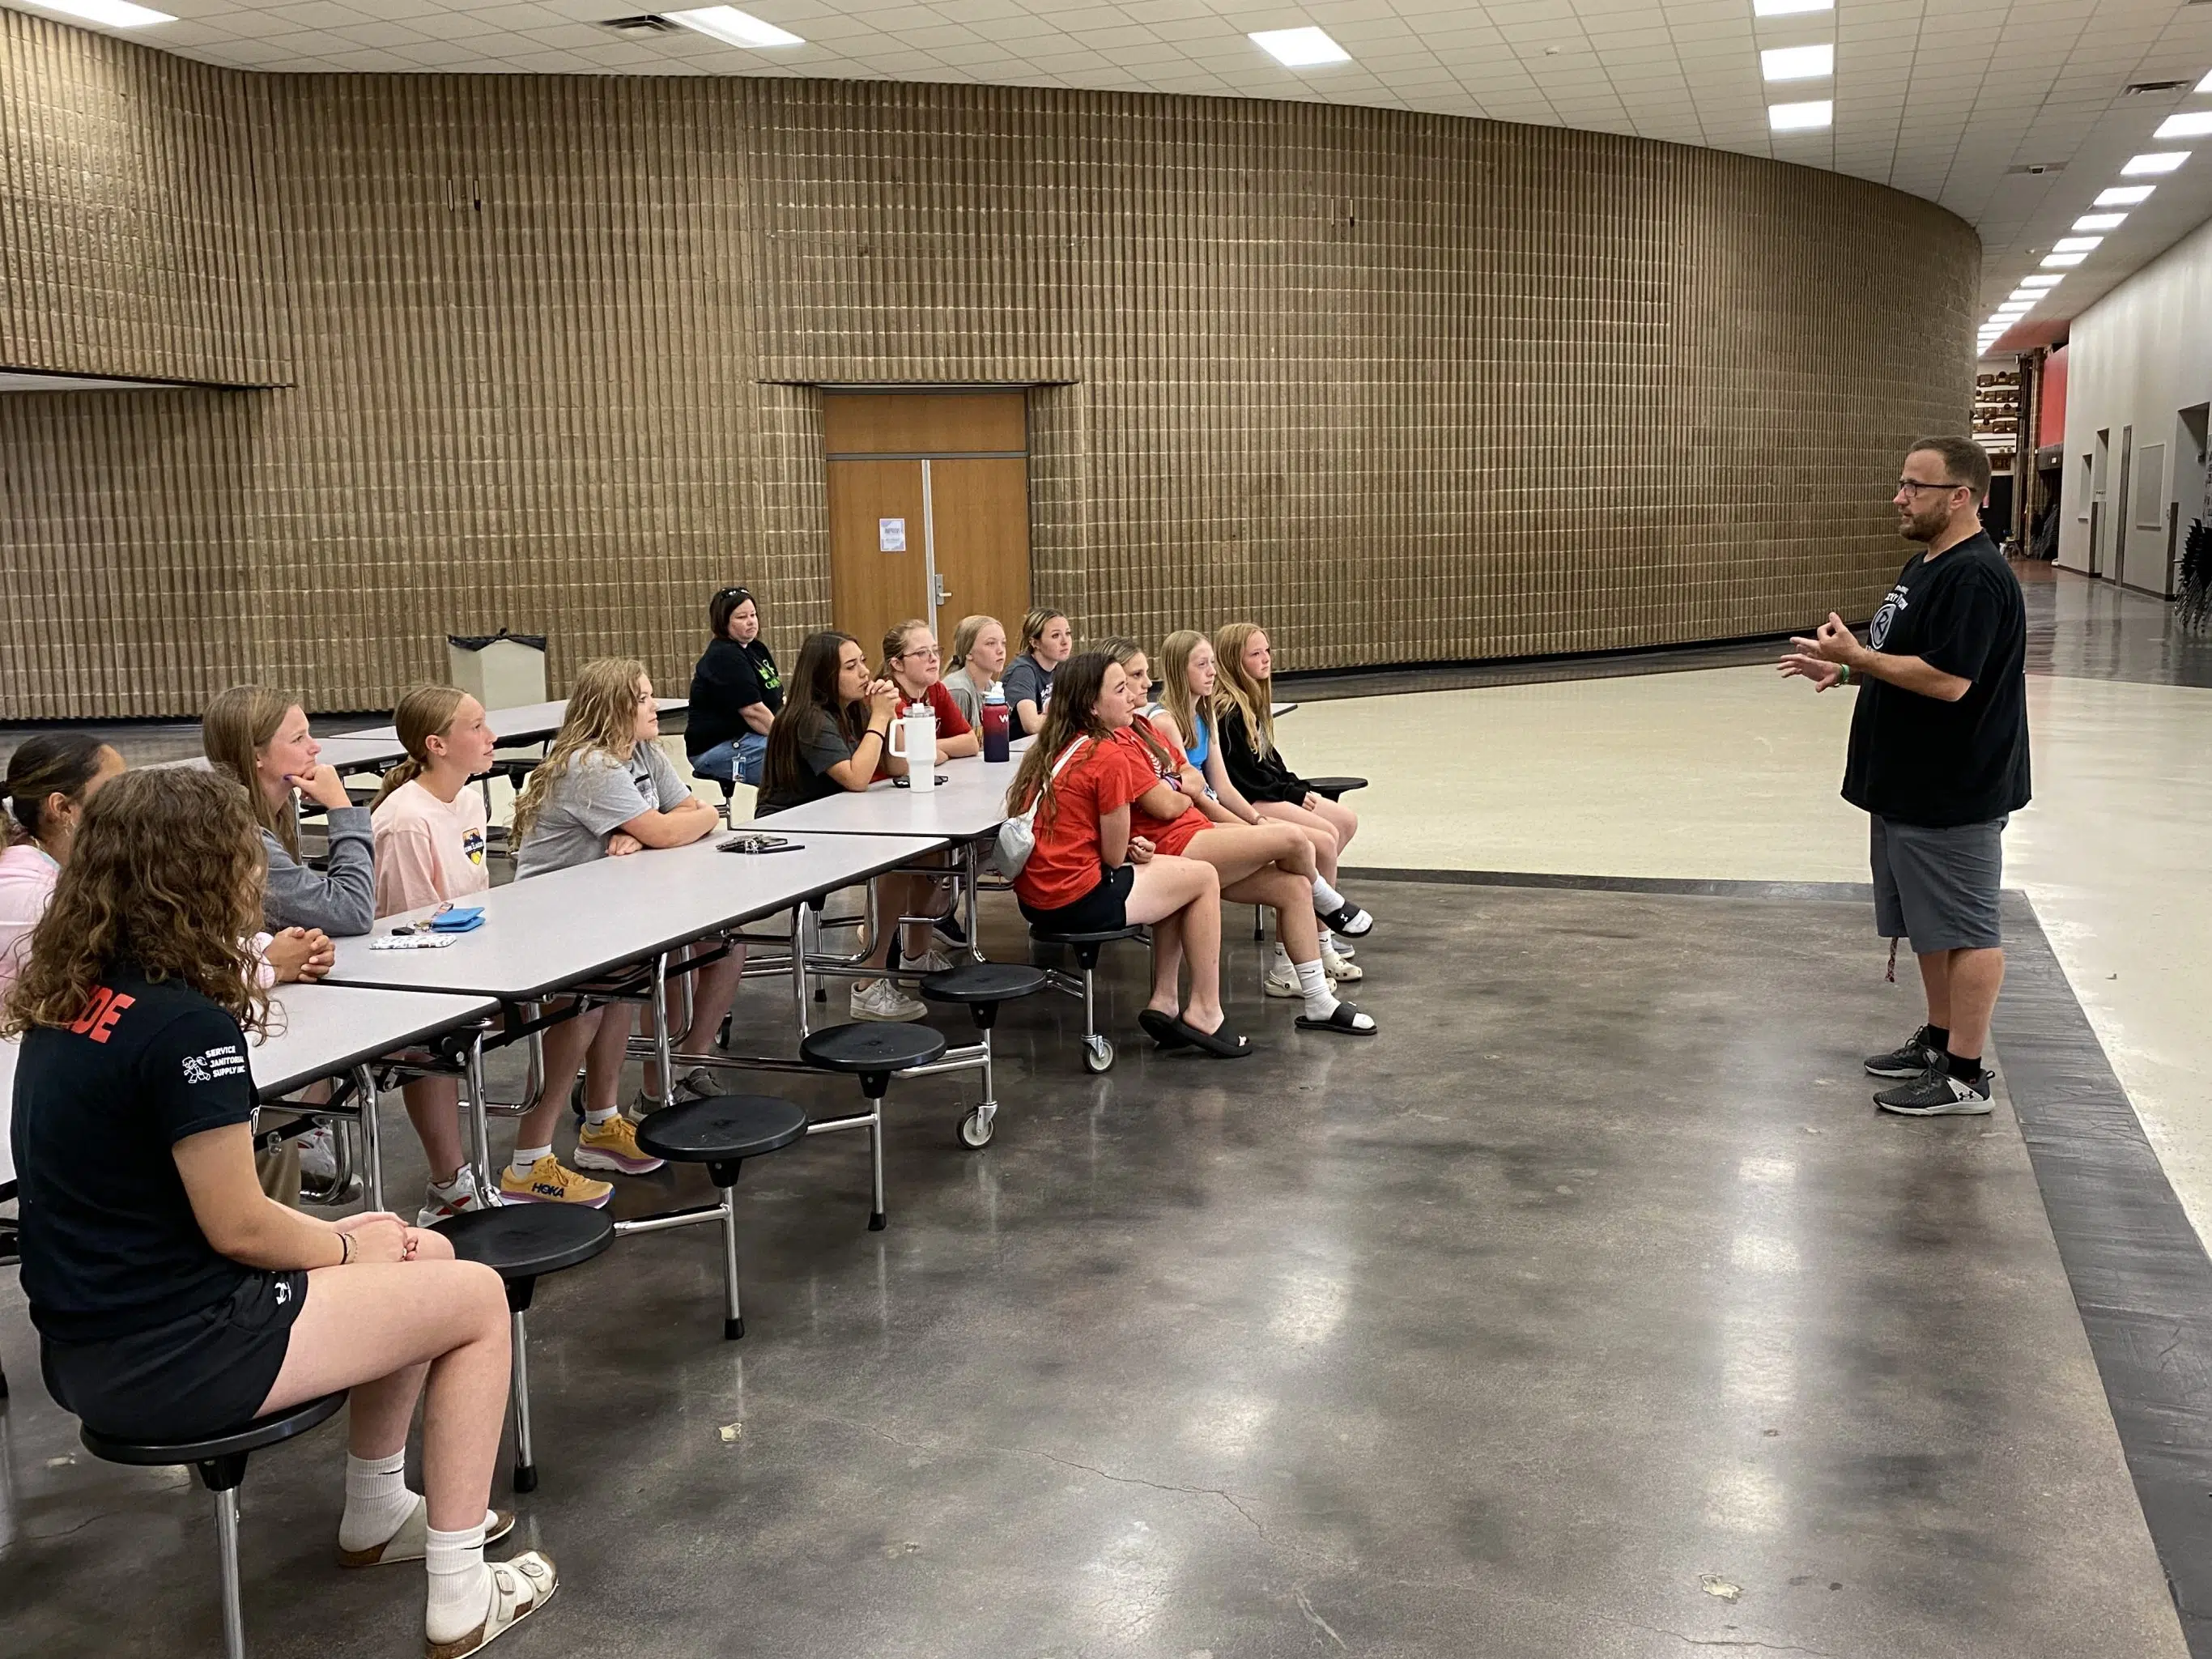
[1869,585,1908,650]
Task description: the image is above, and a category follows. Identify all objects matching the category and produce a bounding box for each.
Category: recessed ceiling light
[2019,274,2062,289]
[2154,111,2212,140]
[2197,68,2212,94]
[1996,300,2032,311]
[2006,289,2043,302]
[2122,151,2191,175]
[2052,236,2104,252]
[24,0,174,22]
[1760,44,1833,80]
[1250,27,1351,67]
[2095,185,2155,205]
[2071,213,2127,231]
[2041,251,2088,266]
[1753,0,1833,15]
[1768,99,1833,130]
[665,6,804,48]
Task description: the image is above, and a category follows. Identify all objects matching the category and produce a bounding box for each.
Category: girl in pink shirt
[368,687,500,1223]
[1,735,126,990]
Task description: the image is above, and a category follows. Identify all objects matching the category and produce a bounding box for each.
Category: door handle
[933,572,950,607]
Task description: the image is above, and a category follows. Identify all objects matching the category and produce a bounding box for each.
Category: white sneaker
[298,1125,338,1182]
[904,944,957,976]
[851,979,927,1022]
[417,1166,500,1227]
[1322,945,1363,983]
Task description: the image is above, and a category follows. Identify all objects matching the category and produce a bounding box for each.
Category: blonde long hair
[3,768,271,1039]
[202,684,305,858]
[1155,630,1211,754]
[369,684,470,813]
[948,614,999,672]
[1212,622,1275,759]
[510,658,648,844]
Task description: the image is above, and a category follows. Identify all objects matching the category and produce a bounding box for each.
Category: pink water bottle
[981,684,1012,762]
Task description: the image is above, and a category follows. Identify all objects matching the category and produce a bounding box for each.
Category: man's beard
[1899,504,1947,542]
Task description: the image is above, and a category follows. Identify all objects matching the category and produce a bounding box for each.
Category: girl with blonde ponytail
[369,686,503,1222]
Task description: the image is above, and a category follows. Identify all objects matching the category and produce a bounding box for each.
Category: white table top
[0,985,494,1185]
[334,696,687,754]
[754,750,1027,839]
[321,830,944,1000]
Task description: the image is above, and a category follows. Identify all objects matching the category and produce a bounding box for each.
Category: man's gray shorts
[1870,815,2007,954]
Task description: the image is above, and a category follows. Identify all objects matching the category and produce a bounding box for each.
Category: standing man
[1780,436,2031,1116]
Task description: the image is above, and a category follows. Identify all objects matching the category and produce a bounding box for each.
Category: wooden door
[823,393,1031,660]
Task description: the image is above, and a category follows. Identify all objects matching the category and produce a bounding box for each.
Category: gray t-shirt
[940,666,994,729]
[1002,653,1053,721]
[757,713,857,816]
[514,742,689,880]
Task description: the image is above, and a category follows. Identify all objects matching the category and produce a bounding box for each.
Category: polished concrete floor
[0,883,2186,1657]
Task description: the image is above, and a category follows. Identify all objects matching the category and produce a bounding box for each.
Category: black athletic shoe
[934,913,968,947]
[1865,1025,1943,1078]
[1874,1064,1993,1117]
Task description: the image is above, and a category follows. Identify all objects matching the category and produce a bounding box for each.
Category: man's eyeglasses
[1895,479,1965,494]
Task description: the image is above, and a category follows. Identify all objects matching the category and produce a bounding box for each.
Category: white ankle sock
[1294,959,1338,1020]
[583,1105,618,1125]
[425,1520,491,1645]
[1321,928,1340,955]
[508,1145,551,1178]
[1312,874,1345,913]
[338,1449,417,1553]
[1270,942,1292,969]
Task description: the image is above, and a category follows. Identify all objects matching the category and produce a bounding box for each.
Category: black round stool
[1027,925,1143,1073]
[81,1391,347,1659]
[436,1205,615,1492]
[635,1094,810,1339]
[798,1021,948,1230]
[920,961,1049,1147]
[1304,775,1368,802]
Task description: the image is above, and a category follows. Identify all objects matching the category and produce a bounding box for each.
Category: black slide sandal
[1319,902,1373,938]
[1168,1016,1255,1058]
[1138,1009,1193,1051]
[1296,1002,1377,1036]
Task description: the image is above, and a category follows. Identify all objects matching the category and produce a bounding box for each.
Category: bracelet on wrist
[1836,663,1853,686]
[338,1232,353,1266]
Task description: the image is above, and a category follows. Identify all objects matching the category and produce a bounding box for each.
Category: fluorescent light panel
[665,6,803,48]
[2122,151,2191,176]
[1768,99,1833,130]
[2041,251,2088,266]
[2095,185,2155,206]
[2071,213,2126,231]
[2154,111,2212,141]
[2052,236,2104,252]
[28,0,173,22]
[2197,68,2212,94]
[1250,27,1351,67]
[2019,274,2062,289]
[1753,0,1832,14]
[1761,44,1833,80]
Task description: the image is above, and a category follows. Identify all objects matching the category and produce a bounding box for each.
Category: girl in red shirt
[1006,653,1251,1057]
[874,619,981,778]
[1103,640,1375,1036]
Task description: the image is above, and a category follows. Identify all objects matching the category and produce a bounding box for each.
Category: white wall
[2058,214,2212,591]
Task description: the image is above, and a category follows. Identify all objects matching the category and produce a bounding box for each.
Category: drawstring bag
[993,739,1089,877]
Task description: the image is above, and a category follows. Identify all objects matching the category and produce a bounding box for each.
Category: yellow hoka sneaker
[498,1155,613,1208]
[573,1112,666,1176]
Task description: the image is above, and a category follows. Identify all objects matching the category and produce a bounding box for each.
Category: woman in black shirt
[687,585,784,789]
[1213,623,1372,961]
[5,768,555,1654]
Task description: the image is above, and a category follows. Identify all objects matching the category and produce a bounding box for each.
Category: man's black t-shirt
[11,972,260,1344]
[1841,531,2031,827]
[687,638,784,759]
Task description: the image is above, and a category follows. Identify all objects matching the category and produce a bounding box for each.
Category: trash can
[447,631,547,711]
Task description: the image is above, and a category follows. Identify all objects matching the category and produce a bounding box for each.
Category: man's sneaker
[417,1166,501,1227]
[851,978,927,1022]
[499,1155,613,1207]
[574,1113,666,1175]
[1865,1025,1944,1078]
[1874,1064,1994,1117]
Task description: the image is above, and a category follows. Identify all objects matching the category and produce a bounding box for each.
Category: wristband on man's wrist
[1836,663,1853,687]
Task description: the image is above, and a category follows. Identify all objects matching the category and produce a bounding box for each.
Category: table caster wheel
[1083,1035,1114,1074]
[958,1108,995,1149]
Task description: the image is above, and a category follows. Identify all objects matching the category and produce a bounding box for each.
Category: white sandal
[338,1500,514,1568]
[426,1551,558,1659]
[1321,946,1363,983]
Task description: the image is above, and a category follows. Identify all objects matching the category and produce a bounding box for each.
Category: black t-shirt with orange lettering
[11,969,261,1344]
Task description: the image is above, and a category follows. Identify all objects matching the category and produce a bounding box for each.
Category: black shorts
[1019,862,1134,934]
[42,1270,308,1441]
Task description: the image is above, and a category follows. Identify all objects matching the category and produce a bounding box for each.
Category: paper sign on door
[878,518,907,552]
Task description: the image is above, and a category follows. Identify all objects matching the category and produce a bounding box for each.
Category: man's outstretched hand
[1779,612,1861,691]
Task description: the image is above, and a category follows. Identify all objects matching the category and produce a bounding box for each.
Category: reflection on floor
[0,885,2184,1657]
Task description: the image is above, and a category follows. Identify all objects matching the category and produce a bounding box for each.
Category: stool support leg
[869,1104,887,1231]
[214,1485,246,1659]
[963,841,984,962]
[466,1032,495,1197]
[791,906,812,1039]
[1082,968,1097,1043]
[650,950,674,1112]
[353,1064,385,1214]
[510,1309,537,1493]
[721,1183,744,1340]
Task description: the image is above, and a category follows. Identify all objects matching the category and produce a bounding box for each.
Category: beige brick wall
[1,16,1976,719]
